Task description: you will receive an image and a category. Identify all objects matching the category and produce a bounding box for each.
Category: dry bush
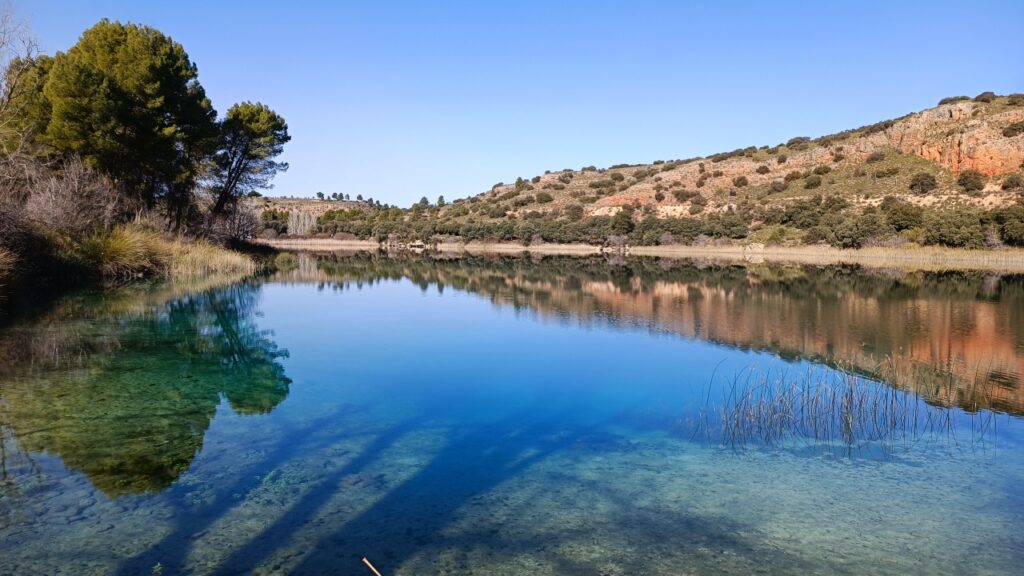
[24,157,124,234]
[205,204,260,243]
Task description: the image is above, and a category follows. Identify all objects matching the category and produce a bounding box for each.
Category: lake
[1,252,1023,575]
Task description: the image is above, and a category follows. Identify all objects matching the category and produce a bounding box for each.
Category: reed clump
[0,247,13,282]
[700,366,998,454]
[66,224,255,281]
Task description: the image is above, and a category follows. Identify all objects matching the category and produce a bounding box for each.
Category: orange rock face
[888,103,1024,176]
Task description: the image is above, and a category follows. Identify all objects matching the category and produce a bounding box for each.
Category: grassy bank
[255,237,1024,272]
[60,225,257,281]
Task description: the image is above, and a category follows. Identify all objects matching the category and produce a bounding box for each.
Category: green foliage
[732,175,748,187]
[784,170,803,182]
[42,20,217,217]
[866,151,886,163]
[535,191,553,203]
[209,102,289,215]
[973,91,996,103]
[610,206,635,234]
[776,154,787,164]
[756,165,770,174]
[957,170,985,192]
[832,212,890,248]
[1002,173,1024,190]
[923,207,985,248]
[909,172,937,194]
[812,165,832,175]
[654,191,665,202]
[873,167,899,178]
[769,180,788,193]
[260,209,288,233]
[804,175,822,189]
[880,198,923,231]
[1008,94,1024,106]
[938,96,969,105]
[992,207,1024,246]
[1003,121,1024,138]
[673,190,698,202]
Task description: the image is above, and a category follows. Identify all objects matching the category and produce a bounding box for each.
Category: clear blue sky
[17,0,1024,206]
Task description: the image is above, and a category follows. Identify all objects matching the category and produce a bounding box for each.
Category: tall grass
[72,225,254,281]
[697,366,999,456]
[0,247,13,281]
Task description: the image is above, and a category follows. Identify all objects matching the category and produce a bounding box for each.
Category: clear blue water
[1,254,1023,574]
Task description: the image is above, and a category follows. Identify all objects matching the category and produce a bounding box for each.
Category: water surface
[1,253,1023,575]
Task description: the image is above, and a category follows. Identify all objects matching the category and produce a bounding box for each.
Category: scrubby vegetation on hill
[259,93,1024,251]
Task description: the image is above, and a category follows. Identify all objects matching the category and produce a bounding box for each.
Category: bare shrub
[24,157,123,234]
[206,204,260,243]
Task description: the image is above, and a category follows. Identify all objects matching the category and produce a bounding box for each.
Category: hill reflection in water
[284,251,1024,415]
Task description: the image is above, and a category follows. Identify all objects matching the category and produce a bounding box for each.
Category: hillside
[256,92,1024,249]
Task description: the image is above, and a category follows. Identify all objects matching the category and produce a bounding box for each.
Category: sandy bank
[255,238,1024,272]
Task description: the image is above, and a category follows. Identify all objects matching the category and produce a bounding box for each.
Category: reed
[698,365,999,455]
[169,240,256,278]
[69,225,255,281]
[0,247,12,281]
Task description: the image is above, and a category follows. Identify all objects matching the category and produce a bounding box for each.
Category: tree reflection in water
[0,281,290,496]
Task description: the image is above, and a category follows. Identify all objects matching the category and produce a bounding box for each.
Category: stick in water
[362,557,383,576]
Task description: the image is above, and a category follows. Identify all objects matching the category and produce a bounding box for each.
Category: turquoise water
[1,254,1023,574]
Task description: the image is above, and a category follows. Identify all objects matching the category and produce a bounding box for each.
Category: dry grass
[169,240,256,278]
[73,225,254,280]
[0,246,13,282]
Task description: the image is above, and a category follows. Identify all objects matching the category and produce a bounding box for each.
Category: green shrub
[609,172,625,182]
[756,165,770,174]
[536,192,554,203]
[804,175,822,189]
[923,207,985,247]
[776,154,787,164]
[1008,94,1024,106]
[1003,121,1024,138]
[957,170,985,192]
[909,172,937,194]
[784,170,803,182]
[530,175,541,183]
[673,189,698,202]
[712,170,723,177]
[654,191,665,202]
[770,180,788,193]
[938,96,970,105]
[832,212,891,248]
[732,176,749,187]
[813,165,832,175]
[866,151,886,163]
[1002,173,1024,190]
[973,91,996,103]
[881,198,924,231]
[874,167,899,178]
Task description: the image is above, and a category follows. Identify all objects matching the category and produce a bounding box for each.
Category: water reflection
[0,281,290,496]
[292,251,1024,415]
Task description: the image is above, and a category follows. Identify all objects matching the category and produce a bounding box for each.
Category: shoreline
[255,238,1024,272]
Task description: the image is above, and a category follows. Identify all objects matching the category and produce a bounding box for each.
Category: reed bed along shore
[70,225,256,281]
[255,238,1024,272]
[695,365,1001,456]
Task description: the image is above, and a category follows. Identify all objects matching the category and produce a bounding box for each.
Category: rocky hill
[258,92,1024,249]
[466,94,1023,221]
